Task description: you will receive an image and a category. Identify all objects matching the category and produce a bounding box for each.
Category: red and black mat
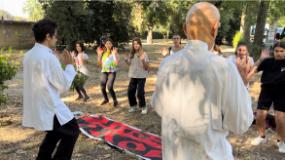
[77,115,162,160]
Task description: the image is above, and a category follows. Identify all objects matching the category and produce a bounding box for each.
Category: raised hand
[112,47,118,55]
[97,47,104,56]
[260,49,270,59]
[139,52,145,61]
[61,49,74,65]
[236,57,251,85]
[161,47,169,57]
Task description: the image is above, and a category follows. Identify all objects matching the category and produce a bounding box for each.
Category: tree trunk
[240,11,245,33]
[252,0,269,60]
[147,27,153,44]
[242,1,258,56]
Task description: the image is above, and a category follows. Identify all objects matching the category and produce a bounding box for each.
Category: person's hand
[236,57,251,85]
[60,49,74,65]
[97,47,104,56]
[112,47,118,55]
[260,49,270,60]
[139,52,145,61]
[161,47,169,57]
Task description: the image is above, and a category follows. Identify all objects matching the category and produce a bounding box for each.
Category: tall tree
[139,1,169,44]
[242,1,258,46]
[252,0,270,59]
[166,0,196,38]
[268,1,285,26]
[23,0,44,21]
[42,0,133,46]
[214,1,243,44]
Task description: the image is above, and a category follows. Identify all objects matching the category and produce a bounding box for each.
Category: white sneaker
[278,141,285,153]
[129,107,138,113]
[141,107,148,114]
[251,136,267,146]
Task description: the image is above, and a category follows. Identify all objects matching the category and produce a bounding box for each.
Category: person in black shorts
[247,42,285,153]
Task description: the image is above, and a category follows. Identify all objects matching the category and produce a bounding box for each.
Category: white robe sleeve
[46,55,76,94]
[151,60,169,117]
[221,61,254,134]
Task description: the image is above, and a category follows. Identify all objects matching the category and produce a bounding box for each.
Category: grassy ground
[1,40,285,160]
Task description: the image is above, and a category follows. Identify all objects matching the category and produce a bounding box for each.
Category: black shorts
[257,86,285,112]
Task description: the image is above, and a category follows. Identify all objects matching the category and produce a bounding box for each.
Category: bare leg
[256,109,268,137]
[275,110,285,141]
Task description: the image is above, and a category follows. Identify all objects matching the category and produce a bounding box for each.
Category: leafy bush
[0,54,18,104]
[70,72,88,91]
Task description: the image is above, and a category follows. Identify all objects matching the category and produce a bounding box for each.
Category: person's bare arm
[97,48,103,66]
[140,52,149,71]
[78,53,84,65]
[112,47,119,65]
[237,49,270,84]
[124,53,131,66]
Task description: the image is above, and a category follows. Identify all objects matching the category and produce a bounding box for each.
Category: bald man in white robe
[152,2,253,160]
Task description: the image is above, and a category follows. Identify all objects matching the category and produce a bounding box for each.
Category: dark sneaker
[100,100,109,105]
[75,96,83,101]
[113,101,118,107]
[83,96,90,102]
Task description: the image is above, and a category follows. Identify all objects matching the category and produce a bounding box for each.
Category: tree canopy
[22,0,285,49]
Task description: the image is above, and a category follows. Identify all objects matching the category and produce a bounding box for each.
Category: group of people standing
[71,36,150,114]
[22,2,285,160]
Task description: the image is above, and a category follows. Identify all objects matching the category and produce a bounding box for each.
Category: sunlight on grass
[0,127,36,143]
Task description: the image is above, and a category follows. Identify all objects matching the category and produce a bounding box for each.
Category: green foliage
[70,72,88,91]
[43,1,133,46]
[23,0,44,21]
[277,16,285,26]
[0,54,18,104]
[218,1,243,44]
[268,1,285,25]
[232,31,244,49]
[165,0,196,38]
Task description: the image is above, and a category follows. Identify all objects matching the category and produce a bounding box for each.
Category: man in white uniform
[22,19,79,160]
[152,2,253,160]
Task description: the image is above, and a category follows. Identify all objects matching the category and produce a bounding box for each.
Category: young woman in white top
[73,41,90,101]
[227,42,254,87]
[228,42,254,66]
[161,35,183,57]
[125,37,150,114]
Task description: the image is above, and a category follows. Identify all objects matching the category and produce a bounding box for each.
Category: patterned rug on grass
[77,115,162,160]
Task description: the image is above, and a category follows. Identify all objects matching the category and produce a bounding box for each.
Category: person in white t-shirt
[161,35,183,57]
[125,37,150,114]
[73,41,90,102]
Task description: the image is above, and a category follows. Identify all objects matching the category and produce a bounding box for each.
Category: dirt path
[1,42,285,160]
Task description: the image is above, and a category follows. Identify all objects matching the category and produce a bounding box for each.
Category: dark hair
[32,19,57,43]
[104,38,113,46]
[273,42,285,50]
[130,37,142,59]
[103,38,114,51]
[74,41,85,56]
[235,41,249,55]
[214,44,222,54]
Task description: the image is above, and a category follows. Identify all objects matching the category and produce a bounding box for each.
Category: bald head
[184,2,220,50]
